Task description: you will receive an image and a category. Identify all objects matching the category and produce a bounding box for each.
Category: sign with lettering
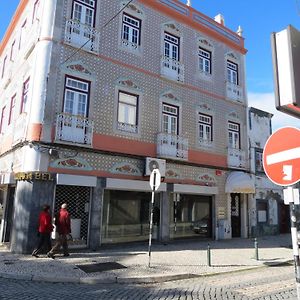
[15,172,54,181]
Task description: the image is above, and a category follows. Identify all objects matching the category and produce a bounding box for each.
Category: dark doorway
[231,193,241,237]
[3,187,15,242]
[279,203,290,234]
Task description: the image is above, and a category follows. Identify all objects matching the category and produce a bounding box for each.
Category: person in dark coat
[32,204,53,257]
[47,203,71,258]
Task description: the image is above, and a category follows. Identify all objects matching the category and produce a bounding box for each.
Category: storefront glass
[169,193,212,239]
[102,190,159,244]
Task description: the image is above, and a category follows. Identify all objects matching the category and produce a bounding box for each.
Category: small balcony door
[71,0,95,45]
[162,103,178,156]
[62,77,89,143]
[163,33,180,79]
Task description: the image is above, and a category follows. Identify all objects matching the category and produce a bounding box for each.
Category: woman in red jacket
[32,204,53,257]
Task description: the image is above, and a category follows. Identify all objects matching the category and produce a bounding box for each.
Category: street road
[0,264,297,299]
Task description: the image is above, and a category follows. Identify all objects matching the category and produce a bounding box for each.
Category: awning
[225,171,255,194]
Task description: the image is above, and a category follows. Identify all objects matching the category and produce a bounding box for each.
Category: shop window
[169,194,212,239]
[102,190,159,243]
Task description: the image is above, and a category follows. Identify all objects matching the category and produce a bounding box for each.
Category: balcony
[65,19,100,53]
[199,138,213,148]
[226,82,243,103]
[117,122,138,133]
[121,38,139,52]
[157,133,188,160]
[55,113,94,146]
[227,148,246,169]
[161,56,184,82]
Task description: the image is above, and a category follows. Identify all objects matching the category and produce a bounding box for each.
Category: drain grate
[76,262,127,273]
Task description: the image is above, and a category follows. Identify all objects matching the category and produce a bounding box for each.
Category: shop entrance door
[55,185,91,247]
[231,193,241,237]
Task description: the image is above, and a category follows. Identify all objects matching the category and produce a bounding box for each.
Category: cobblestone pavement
[0,264,297,299]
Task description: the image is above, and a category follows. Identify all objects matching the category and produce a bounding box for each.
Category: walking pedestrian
[47,203,71,258]
[32,204,53,258]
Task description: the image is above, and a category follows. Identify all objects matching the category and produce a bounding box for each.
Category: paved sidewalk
[0,234,294,284]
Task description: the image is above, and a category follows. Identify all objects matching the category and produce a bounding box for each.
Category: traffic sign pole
[284,187,300,299]
[148,169,161,268]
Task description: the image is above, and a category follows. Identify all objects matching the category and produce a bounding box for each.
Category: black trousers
[32,233,52,255]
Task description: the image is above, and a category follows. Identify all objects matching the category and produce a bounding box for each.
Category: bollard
[207,243,211,267]
[254,238,259,260]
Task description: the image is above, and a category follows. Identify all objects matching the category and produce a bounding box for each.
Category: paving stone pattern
[0,265,297,300]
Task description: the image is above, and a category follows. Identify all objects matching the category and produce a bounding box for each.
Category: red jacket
[38,211,53,234]
[56,208,71,235]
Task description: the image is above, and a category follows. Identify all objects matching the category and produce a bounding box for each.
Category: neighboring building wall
[248,107,284,237]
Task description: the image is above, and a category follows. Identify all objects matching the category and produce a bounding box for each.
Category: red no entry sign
[263,127,300,186]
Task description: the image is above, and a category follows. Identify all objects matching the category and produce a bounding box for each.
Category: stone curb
[0,259,292,285]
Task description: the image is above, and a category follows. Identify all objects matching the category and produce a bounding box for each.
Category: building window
[257,201,268,223]
[0,106,7,134]
[19,19,27,50]
[20,78,30,113]
[162,103,178,135]
[227,60,238,85]
[117,91,138,133]
[72,0,96,27]
[199,113,212,143]
[1,56,7,78]
[121,13,141,47]
[228,121,240,149]
[63,76,89,117]
[10,41,16,62]
[32,0,40,23]
[8,94,16,125]
[255,149,264,173]
[164,32,179,61]
[199,47,211,74]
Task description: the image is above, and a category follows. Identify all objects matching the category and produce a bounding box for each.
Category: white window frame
[164,32,179,61]
[8,94,16,126]
[228,121,240,149]
[122,13,141,46]
[72,0,96,26]
[1,56,7,79]
[162,103,179,135]
[0,106,7,134]
[227,60,238,85]
[199,47,211,74]
[20,77,30,114]
[117,91,139,133]
[198,113,212,143]
[63,77,90,117]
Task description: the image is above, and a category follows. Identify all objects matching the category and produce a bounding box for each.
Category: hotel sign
[15,172,54,181]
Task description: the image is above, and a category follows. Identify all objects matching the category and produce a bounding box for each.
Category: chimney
[237,25,243,36]
[214,14,225,26]
[186,0,191,6]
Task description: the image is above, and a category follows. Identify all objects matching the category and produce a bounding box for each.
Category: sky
[0,0,300,130]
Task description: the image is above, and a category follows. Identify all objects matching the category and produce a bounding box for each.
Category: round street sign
[263,126,300,186]
[149,168,161,191]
